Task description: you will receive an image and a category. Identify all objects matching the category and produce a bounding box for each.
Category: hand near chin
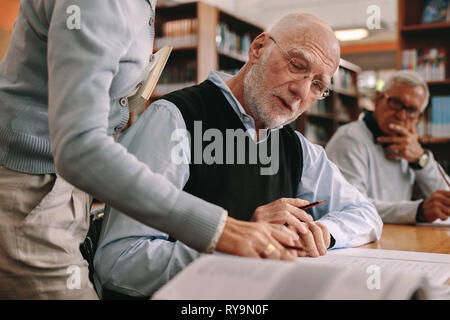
[376,123,424,163]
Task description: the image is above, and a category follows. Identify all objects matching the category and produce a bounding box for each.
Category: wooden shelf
[427,79,450,86]
[306,113,334,120]
[154,45,197,53]
[401,22,450,33]
[217,49,248,63]
[332,87,358,97]
[338,58,361,73]
[419,137,450,144]
[340,41,398,55]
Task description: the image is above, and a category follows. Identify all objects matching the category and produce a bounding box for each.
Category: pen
[437,164,450,189]
[299,200,326,210]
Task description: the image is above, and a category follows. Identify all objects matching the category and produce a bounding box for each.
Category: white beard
[243,55,297,129]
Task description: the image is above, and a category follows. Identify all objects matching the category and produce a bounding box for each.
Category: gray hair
[382,70,430,110]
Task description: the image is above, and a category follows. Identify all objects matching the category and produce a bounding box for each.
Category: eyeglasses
[382,93,422,119]
[269,35,331,100]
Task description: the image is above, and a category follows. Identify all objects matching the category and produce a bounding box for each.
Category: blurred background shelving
[397,0,450,172]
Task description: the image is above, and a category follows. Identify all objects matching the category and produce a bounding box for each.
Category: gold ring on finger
[263,243,276,256]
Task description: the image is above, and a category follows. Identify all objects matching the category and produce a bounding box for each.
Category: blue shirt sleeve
[295,131,383,248]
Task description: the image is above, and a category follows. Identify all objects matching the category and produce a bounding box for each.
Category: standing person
[0,0,298,299]
[327,70,450,224]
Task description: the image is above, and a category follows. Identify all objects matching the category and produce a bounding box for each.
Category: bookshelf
[293,59,361,147]
[398,0,450,173]
[137,2,362,149]
[126,1,263,125]
[152,1,263,98]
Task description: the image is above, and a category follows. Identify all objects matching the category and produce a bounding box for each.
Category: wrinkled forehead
[275,23,340,71]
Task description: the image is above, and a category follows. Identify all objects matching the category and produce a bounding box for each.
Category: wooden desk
[359,224,450,254]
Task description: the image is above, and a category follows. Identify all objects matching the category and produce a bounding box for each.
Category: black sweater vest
[162,80,303,221]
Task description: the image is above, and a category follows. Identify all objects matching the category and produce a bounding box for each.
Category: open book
[152,248,450,300]
[127,46,173,113]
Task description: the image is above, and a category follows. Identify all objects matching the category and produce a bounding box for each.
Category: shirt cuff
[329,234,336,249]
[205,210,228,253]
[315,219,346,249]
[415,200,425,223]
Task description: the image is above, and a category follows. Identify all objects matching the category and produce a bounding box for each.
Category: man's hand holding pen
[251,198,330,258]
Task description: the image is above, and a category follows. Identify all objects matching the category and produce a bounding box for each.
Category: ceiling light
[334,28,369,41]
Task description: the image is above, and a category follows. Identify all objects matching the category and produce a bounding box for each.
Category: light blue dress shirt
[94,71,383,297]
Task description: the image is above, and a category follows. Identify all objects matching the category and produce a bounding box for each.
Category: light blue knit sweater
[0,0,225,252]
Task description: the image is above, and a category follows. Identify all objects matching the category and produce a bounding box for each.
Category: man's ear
[248,33,267,64]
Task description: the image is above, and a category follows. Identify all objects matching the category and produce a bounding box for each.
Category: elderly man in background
[94,12,382,299]
[327,70,450,225]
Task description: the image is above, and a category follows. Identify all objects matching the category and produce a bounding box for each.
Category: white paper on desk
[297,248,450,287]
[416,218,450,227]
[152,250,450,300]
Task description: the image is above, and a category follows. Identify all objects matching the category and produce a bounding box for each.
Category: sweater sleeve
[46,0,225,252]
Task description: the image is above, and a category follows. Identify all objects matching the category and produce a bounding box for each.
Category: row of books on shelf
[416,96,450,137]
[402,48,446,81]
[161,18,198,38]
[421,0,450,23]
[156,19,198,49]
[332,68,356,93]
[216,23,251,59]
[158,60,196,85]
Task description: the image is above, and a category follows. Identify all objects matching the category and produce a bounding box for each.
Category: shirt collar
[148,0,157,10]
[363,110,384,144]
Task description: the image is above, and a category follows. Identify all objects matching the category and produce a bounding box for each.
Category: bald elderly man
[94,13,382,298]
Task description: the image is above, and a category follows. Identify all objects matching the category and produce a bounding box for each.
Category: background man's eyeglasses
[269,35,330,100]
[382,93,422,119]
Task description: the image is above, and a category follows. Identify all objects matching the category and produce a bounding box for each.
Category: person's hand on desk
[417,190,450,222]
[250,198,330,258]
[215,216,299,261]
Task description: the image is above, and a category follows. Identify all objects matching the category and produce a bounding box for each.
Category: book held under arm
[128,46,173,113]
